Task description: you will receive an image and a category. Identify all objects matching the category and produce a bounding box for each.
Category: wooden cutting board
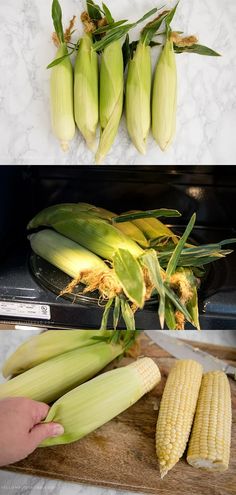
[3,334,236,495]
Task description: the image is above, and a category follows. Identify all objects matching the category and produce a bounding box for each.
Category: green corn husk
[74,33,98,151]
[127,210,178,243]
[76,203,149,247]
[96,40,124,164]
[126,41,152,154]
[152,38,177,151]
[2,330,110,378]
[50,43,75,152]
[40,357,161,446]
[0,342,123,404]
[29,229,121,300]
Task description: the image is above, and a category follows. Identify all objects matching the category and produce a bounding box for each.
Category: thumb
[30,422,64,447]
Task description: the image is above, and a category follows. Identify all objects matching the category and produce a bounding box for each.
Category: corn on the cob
[152,38,177,151]
[74,32,98,151]
[156,360,203,478]
[2,330,110,378]
[187,371,232,472]
[96,40,124,164]
[126,41,152,154]
[0,342,123,404]
[50,1,75,151]
[40,357,161,447]
[29,229,121,300]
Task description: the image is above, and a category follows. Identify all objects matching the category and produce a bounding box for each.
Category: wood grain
[3,334,236,495]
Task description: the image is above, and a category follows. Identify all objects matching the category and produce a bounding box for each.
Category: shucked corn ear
[156,360,203,478]
[74,33,98,151]
[96,41,124,164]
[2,330,110,378]
[40,357,161,447]
[152,38,177,151]
[126,41,152,154]
[187,371,232,472]
[0,342,123,403]
[29,229,121,299]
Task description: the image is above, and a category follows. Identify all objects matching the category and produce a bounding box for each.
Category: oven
[0,165,235,330]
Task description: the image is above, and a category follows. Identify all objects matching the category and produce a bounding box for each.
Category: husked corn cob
[2,330,109,378]
[156,359,203,478]
[187,371,232,472]
[0,342,123,403]
[40,357,161,447]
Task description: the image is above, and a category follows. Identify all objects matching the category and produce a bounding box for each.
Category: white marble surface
[0,0,235,165]
[0,329,235,495]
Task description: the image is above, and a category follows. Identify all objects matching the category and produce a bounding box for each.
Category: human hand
[0,397,64,466]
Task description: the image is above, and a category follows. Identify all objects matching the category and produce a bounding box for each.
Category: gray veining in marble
[0,0,235,165]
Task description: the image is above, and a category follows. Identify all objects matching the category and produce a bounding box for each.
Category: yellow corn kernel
[187,371,232,472]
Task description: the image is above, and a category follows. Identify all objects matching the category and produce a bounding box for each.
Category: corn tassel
[0,342,123,404]
[96,41,124,164]
[126,41,152,154]
[40,357,161,447]
[152,38,177,151]
[2,330,110,378]
[74,33,98,151]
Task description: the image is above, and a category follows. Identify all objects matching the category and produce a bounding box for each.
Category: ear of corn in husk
[29,229,121,300]
[152,37,177,151]
[74,32,98,151]
[156,359,203,478]
[96,40,124,164]
[187,371,232,472]
[126,41,152,154]
[40,357,161,447]
[0,342,123,403]
[50,1,75,151]
[76,203,149,248]
[2,329,110,378]
[28,209,146,308]
[126,210,178,244]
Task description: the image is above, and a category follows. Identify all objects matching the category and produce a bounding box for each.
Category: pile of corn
[49,0,220,162]
[27,202,236,331]
[0,331,232,475]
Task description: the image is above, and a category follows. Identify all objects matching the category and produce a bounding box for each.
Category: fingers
[29,422,64,448]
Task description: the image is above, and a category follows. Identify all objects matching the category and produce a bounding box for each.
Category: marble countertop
[0,329,235,495]
[0,0,235,165]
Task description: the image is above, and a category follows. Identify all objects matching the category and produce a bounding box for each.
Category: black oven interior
[0,166,236,329]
